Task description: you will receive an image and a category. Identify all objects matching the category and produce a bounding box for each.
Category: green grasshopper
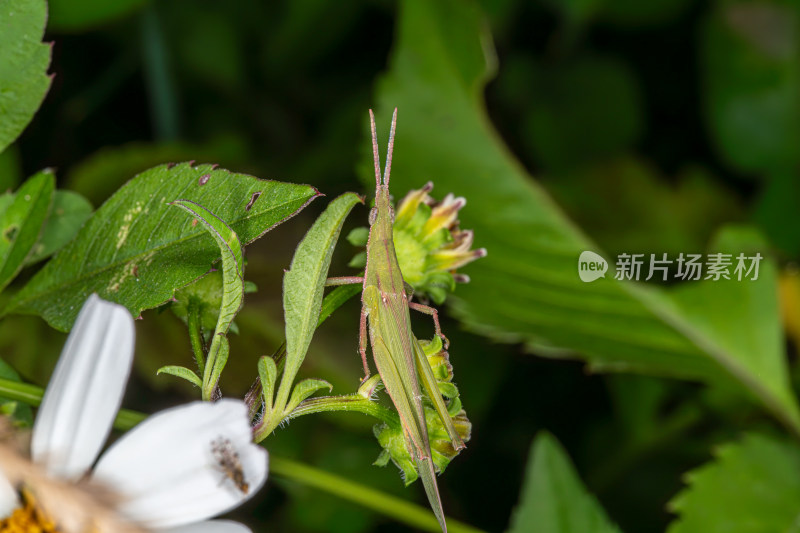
[328,109,465,533]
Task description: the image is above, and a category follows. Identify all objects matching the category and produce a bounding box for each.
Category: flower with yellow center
[0,295,267,533]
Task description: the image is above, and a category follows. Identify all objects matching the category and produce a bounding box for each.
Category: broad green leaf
[286,378,333,414]
[25,190,93,265]
[372,0,800,432]
[156,365,202,388]
[48,0,148,32]
[0,170,54,292]
[5,162,319,331]
[275,193,362,408]
[658,228,796,429]
[667,433,800,533]
[0,0,52,154]
[508,432,622,533]
[702,1,800,174]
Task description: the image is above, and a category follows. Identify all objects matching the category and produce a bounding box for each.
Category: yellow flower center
[0,489,59,533]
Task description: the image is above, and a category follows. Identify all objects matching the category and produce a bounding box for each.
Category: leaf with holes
[4,162,319,331]
[0,0,52,154]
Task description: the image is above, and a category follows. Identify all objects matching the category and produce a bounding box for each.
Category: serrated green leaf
[667,433,800,533]
[0,170,54,292]
[508,432,622,533]
[372,0,800,433]
[5,162,318,331]
[0,0,52,154]
[156,365,202,388]
[25,190,93,265]
[258,355,278,413]
[286,378,333,414]
[275,193,362,409]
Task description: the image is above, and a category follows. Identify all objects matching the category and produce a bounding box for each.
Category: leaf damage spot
[107,251,155,292]
[198,174,211,186]
[245,191,261,211]
[116,202,145,250]
[3,225,18,242]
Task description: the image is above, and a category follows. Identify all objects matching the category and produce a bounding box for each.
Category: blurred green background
[3,0,800,531]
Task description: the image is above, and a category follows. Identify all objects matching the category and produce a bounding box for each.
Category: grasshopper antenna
[369,109,382,189]
[382,108,398,186]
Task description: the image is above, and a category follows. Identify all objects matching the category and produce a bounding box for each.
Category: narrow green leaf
[373,0,800,434]
[508,432,622,533]
[5,162,318,331]
[276,193,362,409]
[25,190,93,265]
[156,365,202,388]
[0,0,52,154]
[170,200,244,336]
[0,170,54,291]
[285,378,333,414]
[667,433,800,533]
[171,200,244,399]
[258,355,278,413]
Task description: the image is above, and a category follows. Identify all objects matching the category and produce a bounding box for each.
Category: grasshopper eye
[369,207,378,225]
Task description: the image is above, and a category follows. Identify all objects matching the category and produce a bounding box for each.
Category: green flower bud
[372,336,471,485]
[349,183,486,304]
[393,183,486,304]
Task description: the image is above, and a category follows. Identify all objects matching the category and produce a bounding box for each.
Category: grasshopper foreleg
[326,276,365,286]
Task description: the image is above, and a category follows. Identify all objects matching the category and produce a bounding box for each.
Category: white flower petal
[160,519,252,533]
[0,475,19,517]
[93,399,268,529]
[31,294,135,481]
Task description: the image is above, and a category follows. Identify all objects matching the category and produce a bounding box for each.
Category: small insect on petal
[210,436,249,495]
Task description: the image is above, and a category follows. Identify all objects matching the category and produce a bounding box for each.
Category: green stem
[187,299,206,376]
[286,395,400,426]
[0,378,482,532]
[269,455,485,533]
